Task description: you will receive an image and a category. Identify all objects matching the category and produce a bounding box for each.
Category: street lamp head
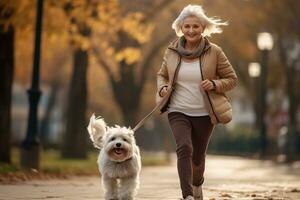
[257,32,274,50]
[248,62,261,77]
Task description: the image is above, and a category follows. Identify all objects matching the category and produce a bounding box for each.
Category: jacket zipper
[160,53,181,112]
[199,57,220,123]
[171,56,182,89]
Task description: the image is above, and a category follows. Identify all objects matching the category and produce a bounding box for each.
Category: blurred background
[0,0,299,173]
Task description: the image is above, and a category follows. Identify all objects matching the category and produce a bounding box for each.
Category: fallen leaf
[221,193,232,197]
[290,188,300,192]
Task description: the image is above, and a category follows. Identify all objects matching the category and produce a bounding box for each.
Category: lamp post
[248,62,261,130]
[248,62,261,78]
[20,0,44,169]
[257,32,274,159]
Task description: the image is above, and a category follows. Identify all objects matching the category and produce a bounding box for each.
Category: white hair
[172,4,228,37]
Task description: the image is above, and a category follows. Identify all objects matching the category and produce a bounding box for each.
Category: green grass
[38,149,99,175]
[0,148,171,180]
[141,151,171,166]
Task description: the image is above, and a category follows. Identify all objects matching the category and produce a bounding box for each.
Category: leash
[132,103,161,132]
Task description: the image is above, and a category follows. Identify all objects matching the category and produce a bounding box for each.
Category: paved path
[1,155,300,200]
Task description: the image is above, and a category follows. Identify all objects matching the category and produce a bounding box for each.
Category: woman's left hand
[200,79,214,91]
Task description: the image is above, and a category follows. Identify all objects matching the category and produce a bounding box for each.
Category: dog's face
[103,126,135,162]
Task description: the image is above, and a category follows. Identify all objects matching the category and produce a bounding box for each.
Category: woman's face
[181,16,204,44]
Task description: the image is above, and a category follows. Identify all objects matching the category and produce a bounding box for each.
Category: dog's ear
[87,114,106,149]
[125,126,133,135]
[128,129,135,136]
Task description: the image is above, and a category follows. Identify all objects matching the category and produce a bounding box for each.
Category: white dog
[87,114,141,200]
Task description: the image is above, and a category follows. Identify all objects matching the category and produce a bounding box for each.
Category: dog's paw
[119,198,133,200]
[119,195,134,200]
[104,192,118,200]
[105,197,118,200]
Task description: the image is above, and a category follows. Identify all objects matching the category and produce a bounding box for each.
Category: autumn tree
[57,0,93,159]
[0,0,37,162]
[59,0,160,157]
[0,0,80,159]
[91,0,174,126]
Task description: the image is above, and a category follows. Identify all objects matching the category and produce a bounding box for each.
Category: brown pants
[168,112,214,198]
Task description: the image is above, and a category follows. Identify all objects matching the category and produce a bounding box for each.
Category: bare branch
[91,46,115,83]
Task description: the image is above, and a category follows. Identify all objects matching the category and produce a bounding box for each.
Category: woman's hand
[200,79,215,91]
[159,86,168,97]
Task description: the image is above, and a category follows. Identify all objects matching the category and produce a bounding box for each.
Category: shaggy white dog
[87,114,141,200]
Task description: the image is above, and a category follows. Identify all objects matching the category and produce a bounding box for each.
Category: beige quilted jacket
[156,38,238,124]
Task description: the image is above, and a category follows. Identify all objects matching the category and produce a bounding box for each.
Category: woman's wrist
[210,80,216,90]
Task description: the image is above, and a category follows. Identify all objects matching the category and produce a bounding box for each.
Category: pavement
[0,155,300,200]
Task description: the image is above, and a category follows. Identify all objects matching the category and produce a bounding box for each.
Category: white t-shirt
[168,60,209,116]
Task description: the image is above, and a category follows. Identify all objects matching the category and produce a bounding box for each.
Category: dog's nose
[116,143,121,147]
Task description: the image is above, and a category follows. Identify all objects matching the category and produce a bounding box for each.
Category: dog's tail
[87,114,106,149]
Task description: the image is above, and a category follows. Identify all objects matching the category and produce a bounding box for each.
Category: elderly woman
[156,5,238,200]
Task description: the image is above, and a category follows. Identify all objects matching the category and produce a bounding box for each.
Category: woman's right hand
[159,87,168,97]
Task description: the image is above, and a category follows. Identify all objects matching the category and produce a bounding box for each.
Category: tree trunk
[111,61,141,126]
[61,48,88,159]
[285,62,298,162]
[278,37,299,162]
[0,25,14,163]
